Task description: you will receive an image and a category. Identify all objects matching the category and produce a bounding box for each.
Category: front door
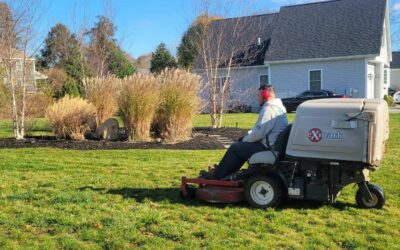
[367,65,375,98]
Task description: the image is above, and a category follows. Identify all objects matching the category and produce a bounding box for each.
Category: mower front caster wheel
[245,175,283,208]
[356,183,385,209]
[180,185,197,200]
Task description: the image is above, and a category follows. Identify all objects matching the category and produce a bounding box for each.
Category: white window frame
[15,60,22,71]
[383,69,388,86]
[259,74,269,88]
[308,69,323,90]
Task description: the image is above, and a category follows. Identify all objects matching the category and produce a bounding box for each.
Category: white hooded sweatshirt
[242,98,288,148]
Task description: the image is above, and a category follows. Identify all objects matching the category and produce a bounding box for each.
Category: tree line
[1,0,250,140]
[37,16,135,98]
[38,13,217,98]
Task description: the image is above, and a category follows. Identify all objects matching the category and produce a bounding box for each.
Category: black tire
[180,185,197,200]
[356,183,385,209]
[245,175,283,208]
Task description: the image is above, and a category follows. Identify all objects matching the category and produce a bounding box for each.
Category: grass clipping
[46,95,97,140]
[118,74,159,142]
[155,69,202,142]
[83,76,122,125]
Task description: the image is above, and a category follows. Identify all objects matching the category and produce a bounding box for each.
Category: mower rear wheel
[356,183,385,209]
[245,175,283,208]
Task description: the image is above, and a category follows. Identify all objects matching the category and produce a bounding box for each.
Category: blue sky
[32,0,400,58]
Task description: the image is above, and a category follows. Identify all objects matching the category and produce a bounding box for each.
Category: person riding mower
[199,85,287,180]
[181,90,389,209]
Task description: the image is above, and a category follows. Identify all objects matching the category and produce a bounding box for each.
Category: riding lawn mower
[180,98,389,209]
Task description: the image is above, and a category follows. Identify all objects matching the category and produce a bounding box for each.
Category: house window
[383,69,388,85]
[309,70,322,90]
[213,77,231,93]
[15,61,22,71]
[259,74,269,88]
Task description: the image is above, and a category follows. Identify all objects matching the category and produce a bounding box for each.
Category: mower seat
[247,124,292,166]
[248,151,278,165]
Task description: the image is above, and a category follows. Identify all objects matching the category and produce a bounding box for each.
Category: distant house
[1,50,47,93]
[391,51,400,91]
[194,0,392,111]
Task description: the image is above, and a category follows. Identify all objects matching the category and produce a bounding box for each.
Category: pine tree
[150,43,177,74]
[107,43,135,78]
[39,23,91,97]
[177,14,220,70]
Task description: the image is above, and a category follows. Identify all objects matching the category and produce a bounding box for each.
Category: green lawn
[0,113,296,138]
[193,113,295,129]
[0,114,399,249]
[0,118,51,139]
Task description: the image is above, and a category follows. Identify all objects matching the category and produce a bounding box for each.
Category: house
[391,51,400,91]
[194,0,392,111]
[1,50,47,93]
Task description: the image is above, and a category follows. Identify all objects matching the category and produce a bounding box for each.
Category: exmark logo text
[308,128,343,143]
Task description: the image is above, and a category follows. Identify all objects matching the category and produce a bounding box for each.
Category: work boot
[199,170,217,180]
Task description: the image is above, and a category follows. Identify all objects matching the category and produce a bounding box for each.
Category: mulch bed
[0,127,247,150]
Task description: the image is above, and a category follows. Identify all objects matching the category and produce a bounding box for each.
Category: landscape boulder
[94,118,120,141]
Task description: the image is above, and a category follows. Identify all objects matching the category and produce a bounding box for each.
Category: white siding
[198,66,269,111]
[269,59,366,98]
[391,69,400,90]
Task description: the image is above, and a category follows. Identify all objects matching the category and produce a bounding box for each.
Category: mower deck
[181,177,245,203]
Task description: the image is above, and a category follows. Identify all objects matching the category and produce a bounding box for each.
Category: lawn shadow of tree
[79,186,358,210]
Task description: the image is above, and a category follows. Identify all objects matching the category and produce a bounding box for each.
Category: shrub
[383,95,395,107]
[26,93,53,118]
[63,77,81,97]
[41,68,68,98]
[118,74,159,141]
[46,96,97,140]
[154,69,203,142]
[40,68,83,98]
[83,76,121,125]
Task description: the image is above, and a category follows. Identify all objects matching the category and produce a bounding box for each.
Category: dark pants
[213,141,267,179]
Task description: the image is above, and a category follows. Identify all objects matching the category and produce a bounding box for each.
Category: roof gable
[194,13,277,69]
[194,0,387,69]
[265,0,387,62]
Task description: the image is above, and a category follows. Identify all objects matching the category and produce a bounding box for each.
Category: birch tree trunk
[0,1,43,140]
[193,0,261,128]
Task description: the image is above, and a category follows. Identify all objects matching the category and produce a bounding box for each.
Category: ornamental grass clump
[83,76,122,125]
[46,95,97,140]
[155,69,203,142]
[118,74,159,141]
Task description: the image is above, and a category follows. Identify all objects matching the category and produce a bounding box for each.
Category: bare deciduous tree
[71,0,92,82]
[0,0,43,139]
[191,0,268,128]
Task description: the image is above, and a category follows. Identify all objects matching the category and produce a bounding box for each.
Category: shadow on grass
[79,186,358,210]
[79,186,221,207]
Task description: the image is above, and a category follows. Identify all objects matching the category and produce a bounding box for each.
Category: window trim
[15,60,22,71]
[308,69,323,90]
[259,74,269,88]
[383,69,388,85]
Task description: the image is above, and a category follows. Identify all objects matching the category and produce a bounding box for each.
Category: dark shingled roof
[194,13,278,69]
[391,52,400,69]
[194,0,387,68]
[265,0,387,61]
